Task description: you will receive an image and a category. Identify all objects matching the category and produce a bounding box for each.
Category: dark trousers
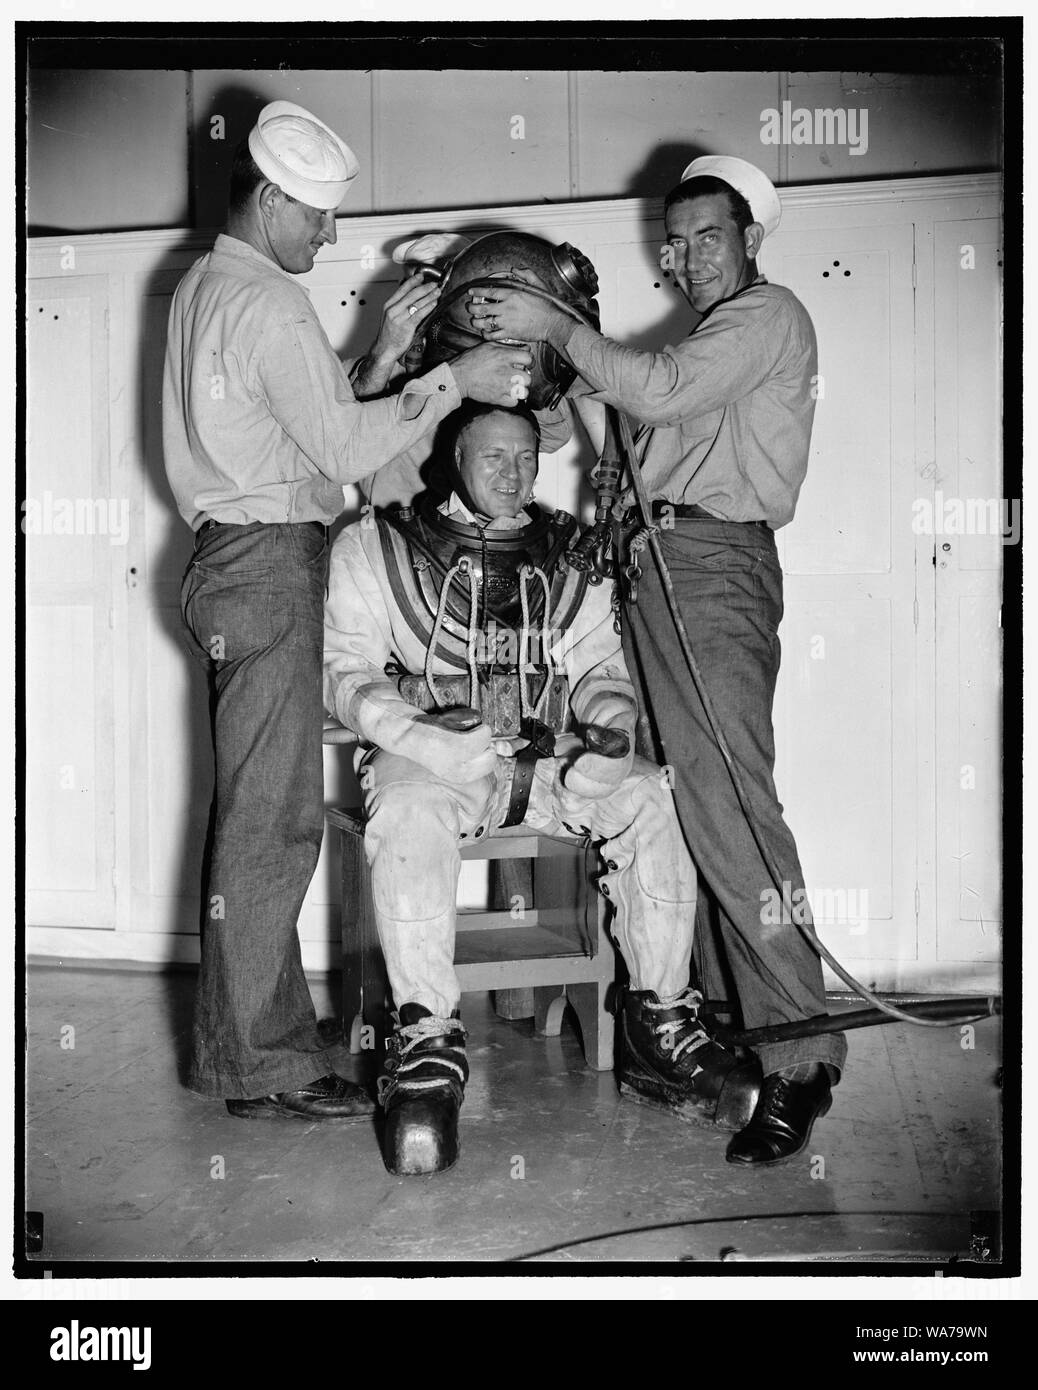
[180,521,343,1098]
[622,517,847,1078]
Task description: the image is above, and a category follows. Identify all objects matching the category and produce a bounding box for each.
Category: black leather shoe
[725,1067,832,1166]
[620,987,762,1132]
[226,1073,375,1120]
[380,1005,468,1176]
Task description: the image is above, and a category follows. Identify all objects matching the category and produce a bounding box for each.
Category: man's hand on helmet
[466,272,575,350]
[369,271,441,365]
[450,342,533,407]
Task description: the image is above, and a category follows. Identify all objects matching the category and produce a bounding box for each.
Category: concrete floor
[24,965,1003,1267]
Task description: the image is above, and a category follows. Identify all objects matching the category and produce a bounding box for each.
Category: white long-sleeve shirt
[561,276,817,528]
[162,233,464,530]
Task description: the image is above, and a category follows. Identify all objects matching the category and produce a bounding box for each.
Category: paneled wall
[27,68,1001,234]
[25,174,1002,994]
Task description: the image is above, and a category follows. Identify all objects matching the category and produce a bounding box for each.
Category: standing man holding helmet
[465,155,846,1167]
[163,101,532,1121]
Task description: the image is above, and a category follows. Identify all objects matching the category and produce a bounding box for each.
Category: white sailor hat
[248,100,359,211]
[678,155,782,238]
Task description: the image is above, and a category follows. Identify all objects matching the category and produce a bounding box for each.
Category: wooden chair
[327,807,618,1071]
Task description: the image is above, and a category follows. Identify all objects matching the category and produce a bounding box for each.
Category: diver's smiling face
[664,192,762,314]
[455,412,539,522]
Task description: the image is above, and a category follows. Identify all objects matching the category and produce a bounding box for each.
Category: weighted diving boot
[619,987,762,1132]
[379,1004,468,1176]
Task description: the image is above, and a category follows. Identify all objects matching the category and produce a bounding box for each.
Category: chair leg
[494,988,536,1020]
[490,859,536,1019]
[565,981,616,1071]
[348,1014,366,1055]
[533,986,567,1037]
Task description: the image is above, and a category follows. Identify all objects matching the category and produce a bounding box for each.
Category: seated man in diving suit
[323,401,761,1175]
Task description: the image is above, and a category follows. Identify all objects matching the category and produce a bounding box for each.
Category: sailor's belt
[650,501,720,520]
[649,501,771,527]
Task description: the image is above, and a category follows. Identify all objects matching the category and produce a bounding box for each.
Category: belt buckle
[519,717,556,759]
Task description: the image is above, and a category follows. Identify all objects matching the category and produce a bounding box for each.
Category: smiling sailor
[466,154,848,1168]
[163,101,533,1124]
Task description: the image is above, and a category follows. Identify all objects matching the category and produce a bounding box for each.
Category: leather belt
[651,501,721,520]
[650,501,770,528]
[501,745,540,828]
[199,518,328,534]
[500,717,557,828]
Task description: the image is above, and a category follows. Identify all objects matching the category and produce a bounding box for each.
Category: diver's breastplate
[410,499,551,627]
[377,500,589,736]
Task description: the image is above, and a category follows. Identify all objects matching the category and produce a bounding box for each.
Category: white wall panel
[947,596,1002,945]
[28,69,1000,234]
[932,217,1003,965]
[26,606,98,895]
[784,72,1000,186]
[766,218,920,985]
[574,71,781,198]
[27,292,98,592]
[775,598,897,953]
[27,69,189,233]
[376,71,572,211]
[775,242,899,577]
[25,276,116,931]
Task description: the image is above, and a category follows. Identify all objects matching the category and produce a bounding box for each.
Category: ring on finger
[408,305,418,317]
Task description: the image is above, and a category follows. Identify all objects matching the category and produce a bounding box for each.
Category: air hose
[431,274,1000,1034]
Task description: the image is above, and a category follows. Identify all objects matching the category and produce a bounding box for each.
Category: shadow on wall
[27,68,192,235]
[191,82,275,231]
[619,138,706,203]
[621,140,708,349]
[135,232,214,1079]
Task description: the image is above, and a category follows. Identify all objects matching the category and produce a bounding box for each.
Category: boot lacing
[646,987,713,1064]
[378,1016,468,1104]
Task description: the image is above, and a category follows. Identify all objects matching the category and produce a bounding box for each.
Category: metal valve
[552,242,599,298]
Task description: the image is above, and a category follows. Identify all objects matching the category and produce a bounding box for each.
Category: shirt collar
[212,233,304,286]
[438,491,528,531]
[694,272,768,329]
